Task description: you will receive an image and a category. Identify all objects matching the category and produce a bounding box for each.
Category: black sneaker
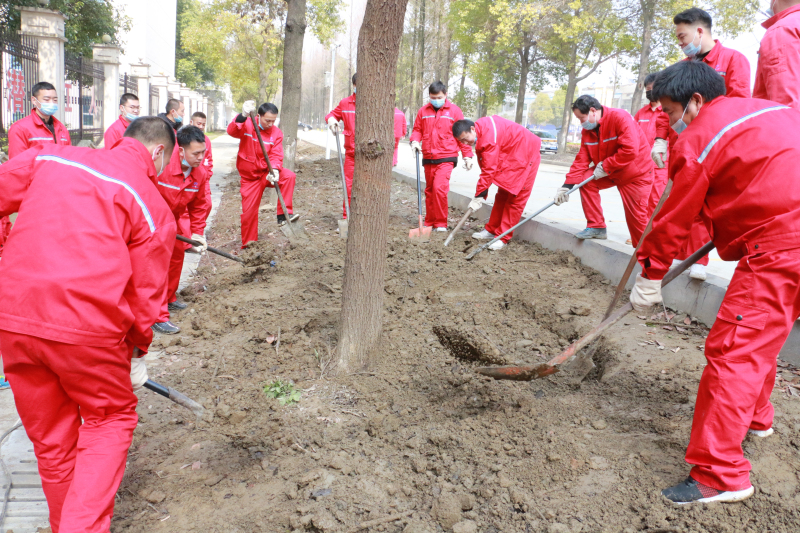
[662,477,754,505]
[168,301,187,312]
[151,321,181,335]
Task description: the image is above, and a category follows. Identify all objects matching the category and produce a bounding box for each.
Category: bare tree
[280,0,307,171]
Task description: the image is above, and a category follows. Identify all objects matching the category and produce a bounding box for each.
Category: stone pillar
[19,7,67,123]
[130,62,150,112]
[167,80,181,101]
[149,74,169,115]
[180,86,192,117]
[202,97,208,123]
[92,44,121,138]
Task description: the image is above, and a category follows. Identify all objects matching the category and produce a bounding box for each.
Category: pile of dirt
[112,141,800,533]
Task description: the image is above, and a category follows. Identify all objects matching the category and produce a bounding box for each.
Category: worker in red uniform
[227,101,298,247]
[410,81,474,231]
[651,7,752,281]
[631,60,800,504]
[754,0,800,109]
[554,95,653,246]
[326,73,357,218]
[452,116,541,251]
[189,111,214,220]
[150,126,211,335]
[0,116,176,531]
[103,92,140,149]
[393,107,406,166]
[3,81,71,257]
[633,72,669,218]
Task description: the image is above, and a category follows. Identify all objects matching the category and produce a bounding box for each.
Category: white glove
[267,168,280,184]
[554,186,571,206]
[651,138,667,169]
[190,233,207,253]
[463,157,473,171]
[468,197,484,212]
[130,355,148,391]
[410,141,421,153]
[327,117,339,133]
[592,161,608,180]
[630,273,663,313]
[242,100,256,116]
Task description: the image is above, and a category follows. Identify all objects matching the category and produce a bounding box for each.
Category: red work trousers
[158,215,190,322]
[676,217,711,267]
[686,248,800,491]
[393,139,400,166]
[647,166,669,218]
[484,163,538,243]
[423,162,456,228]
[0,215,11,257]
[342,152,354,219]
[0,330,137,533]
[580,169,653,247]
[240,168,296,247]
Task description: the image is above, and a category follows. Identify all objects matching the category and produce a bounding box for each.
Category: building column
[180,86,192,118]
[130,62,150,112]
[92,44,121,139]
[19,7,67,124]
[150,74,169,116]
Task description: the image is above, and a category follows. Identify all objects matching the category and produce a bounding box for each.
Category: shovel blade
[280,220,309,242]
[338,219,348,239]
[475,363,559,381]
[408,226,432,242]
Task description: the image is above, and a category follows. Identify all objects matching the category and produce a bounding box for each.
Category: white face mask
[153,147,166,177]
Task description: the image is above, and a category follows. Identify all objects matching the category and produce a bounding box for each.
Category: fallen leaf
[637,315,647,320]
[676,326,687,333]
[662,326,673,331]
[192,461,202,470]
[655,340,664,347]
[684,316,692,325]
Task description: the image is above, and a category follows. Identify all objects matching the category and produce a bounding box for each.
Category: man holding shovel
[227,101,298,247]
[631,60,800,504]
[452,116,541,251]
[326,74,357,218]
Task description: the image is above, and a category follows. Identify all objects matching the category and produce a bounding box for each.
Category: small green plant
[263,379,301,405]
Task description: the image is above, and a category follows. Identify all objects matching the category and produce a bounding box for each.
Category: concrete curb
[391,166,800,363]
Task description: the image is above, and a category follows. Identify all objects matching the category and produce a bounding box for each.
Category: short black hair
[120,93,139,106]
[572,95,602,114]
[352,73,357,85]
[124,116,176,154]
[31,81,56,98]
[258,102,279,115]
[191,111,206,120]
[644,72,659,87]
[452,119,474,139]
[166,98,183,113]
[674,7,712,30]
[176,125,206,147]
[429,81,447,95]
[651,61,726,108]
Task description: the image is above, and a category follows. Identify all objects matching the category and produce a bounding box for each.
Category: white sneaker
[689,264,707,281]
[433,227,448,233]
[747,428,774,438]
[488,240,505,251]
[472,229,494,240]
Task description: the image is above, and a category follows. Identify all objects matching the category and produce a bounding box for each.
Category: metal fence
[0,29,39,152]
[120,73,137,96]
[150,84,160,116]
[64,51,105,145]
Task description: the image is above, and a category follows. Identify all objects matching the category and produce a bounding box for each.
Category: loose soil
[113,141,800,533]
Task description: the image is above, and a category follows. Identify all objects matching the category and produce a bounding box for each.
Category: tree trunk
[558,68,577,153]
[631,0,654,114]
[408,0,418,110]
[416,0,426,106]
[336,0,410,371]
[514,42,531,124]
[459,53,467,94]
[280,0,307,172]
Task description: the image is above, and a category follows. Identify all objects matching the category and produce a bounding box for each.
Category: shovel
[176,235,244,264]
[473,240,715,381]
[333,125,350,239]
[249,111,308,242]
[464,174,595,260]
[444,207,474,247]
[408,150,431,242]
[144,379,205,419]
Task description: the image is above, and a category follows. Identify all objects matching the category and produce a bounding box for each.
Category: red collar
[763,4,800,29]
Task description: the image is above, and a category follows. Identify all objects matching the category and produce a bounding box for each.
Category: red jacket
[157,145,211,235]
[104,115,130,150]
[203,134,214,173]
[226,116,284,180]
[325,94,356,153]
[639,97,800,280]
[566,106,652,185]
[410,100,474,160]
[473,115,541,196]
[7,110,71,158]
[754,5,800,109]
[0,139,175,351]
[634,103,669,163]
[394,108,407,140]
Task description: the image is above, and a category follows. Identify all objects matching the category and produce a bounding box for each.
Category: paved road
[299,128,735,280]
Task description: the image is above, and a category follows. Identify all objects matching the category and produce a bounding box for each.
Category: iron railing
[150,84,160,116]
[64,51,105,145]
[0,29,39,152]
[119,73,138,96]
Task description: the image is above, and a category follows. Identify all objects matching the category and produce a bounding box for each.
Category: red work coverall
[754,5,800,109]
[565,106,653,246]
[325,94,356,217]
[3,110,71,256]
[633,103,669,217]
[0,139,175,532]
[393,107,406,166]
[227,116,296,246]
[639,97,800,492]
[155,144,211,322]
[103,115,131,150]
[410,100,474,228]
[178,133,215,243]
[473,115,541,243]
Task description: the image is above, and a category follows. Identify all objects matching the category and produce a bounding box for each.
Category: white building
[113,0,177,78]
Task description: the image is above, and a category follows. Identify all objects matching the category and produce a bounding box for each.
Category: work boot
[575,227,607,240]
[168,301,188,312]
[151,321,180,335]
[433,227,448,233]
[661,477,754,505]
[747,427,774,438]
[488,240,506,251]
[472,229,494,240]
[689,264,707,281]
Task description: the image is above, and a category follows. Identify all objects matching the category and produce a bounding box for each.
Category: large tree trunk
[514,42,531,124]
[336,0,410,371]
[280,0,307,171]
[631,0,654,114]
[558,68,577,153]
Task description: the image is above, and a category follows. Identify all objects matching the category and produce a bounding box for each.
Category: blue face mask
[681,30,701,57]
[353,87,356,94]
[35,98,58,116]
[671,104,690,135]
[125,113,138,122]
[431,98,445,109]
[174,114,183,124]
[581,111,598,130]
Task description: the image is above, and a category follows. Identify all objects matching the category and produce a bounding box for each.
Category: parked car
[298,122,312,132]
[527,127,558,154]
